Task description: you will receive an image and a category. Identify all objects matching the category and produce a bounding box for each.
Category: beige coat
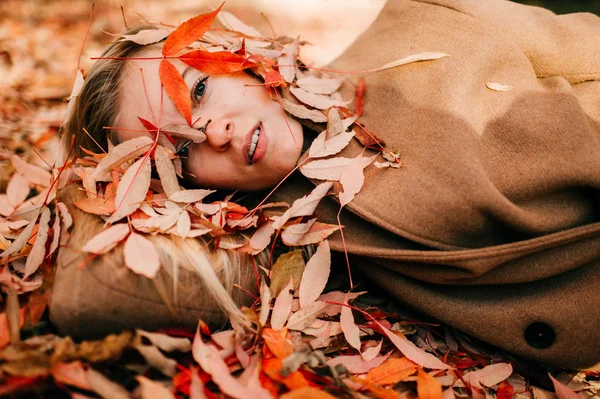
[50,0,600,368]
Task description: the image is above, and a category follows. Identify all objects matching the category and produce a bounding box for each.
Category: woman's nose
[203,118,234,152]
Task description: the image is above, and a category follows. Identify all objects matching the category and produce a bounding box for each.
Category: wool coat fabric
[50,0,600,369]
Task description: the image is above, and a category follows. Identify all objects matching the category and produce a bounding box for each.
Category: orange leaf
[281,387,337,399]
[355,77,366,117]
[178,50,254,75]
[497,381,514,399]
[262,358,310,390]
[417,369,443,399]
[162,4,223,56]
[159,59,192,125]
[262,328,293,359]
[74,197,115,216]
[364,357,417,386]
[354,124,386,149]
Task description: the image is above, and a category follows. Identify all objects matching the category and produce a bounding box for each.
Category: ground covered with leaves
[0,1,599,398]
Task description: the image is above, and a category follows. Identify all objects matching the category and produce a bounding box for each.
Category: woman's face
[116,46,304,191]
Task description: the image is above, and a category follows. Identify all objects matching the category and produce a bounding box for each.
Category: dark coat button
[524,322,555,349]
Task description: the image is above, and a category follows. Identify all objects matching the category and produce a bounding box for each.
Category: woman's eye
[175,140,192,160]
[192,76,208,103]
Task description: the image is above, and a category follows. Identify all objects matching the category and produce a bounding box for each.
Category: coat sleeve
[416,0,600,83]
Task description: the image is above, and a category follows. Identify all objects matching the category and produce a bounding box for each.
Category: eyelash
[191,75,209,106]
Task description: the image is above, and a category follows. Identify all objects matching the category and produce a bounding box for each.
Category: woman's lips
[242,123,268,165]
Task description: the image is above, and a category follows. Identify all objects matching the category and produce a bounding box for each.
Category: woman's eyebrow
[182,66,194,80]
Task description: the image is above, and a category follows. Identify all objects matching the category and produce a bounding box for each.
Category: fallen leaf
[119,28,170,45]
[271,278,294,331]
[109,156,152,223]
[50,361,90,390]
[486,82,513,92]
[497,380,515,399]
[339,155,376,207]
[161,124,206,143]
[86,368,130,399]
[281,387,337,399]
[287,301,329,331]
[298,240,330,308]
[24,207,51,278]
[296,76,344,95]
[364,357,418,385]
[381,325,450,370]
[91,136,153,181]
[362,340,383,362]
[162,5,223,56]
[81,223,130,254]
[290,87,351,110]
[137,376,175,398]
[259,278,272,326]
[355,77,366,117]
[417,369,443,399]
[217,11,262,37]
[74,197,115,216]
[124,232,161,278]
[278,38,298,83]
[372,52,449,72]
[170,189,215,203]
[270,250,305,297]
[272,182,333,229]
[57,202,73,245]
[190,367,208,399]
[340,300,361,352]
[179,50,254,75]
[136,330,191,352]
[318,291,366,316]
[548,374,580,399]
[281,98,327,123]
[281,218,316,246]
[176,211,191,238]
[154,145,180,198]
[327,353,390,374]
[262,357,310,390]
[262,328,294,359]
[289,222,341,246]
[458,363,513,389]
[300,157,354,181]
[135,344,177,376]
[6,173,30,208]
[308,130,355,159]
[47,210,61,257]
[160,59,192,125]
[250,220,275,253]
[10,155,51,187]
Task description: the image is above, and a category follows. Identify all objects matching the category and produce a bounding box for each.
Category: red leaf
[162,4,223,56]
[178,50,254,75]
[354,124,386,149]
[159,59,192,125]
[497,381,514,399]
[355,77,366,117]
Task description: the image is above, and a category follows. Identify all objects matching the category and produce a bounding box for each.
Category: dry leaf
[418,369,443,399]
[170,189,214,203]
[162,5,223,56]
[11,155,51,187]
[74,197,115,216]
[300,157,354,181]
[109,156,151,223]
[327,353,390,374]
[259,278,272,326]
[308,130,355,159]
[262,328,294,359]
[190,368,208,399]
[340,300,361,353]
[81,223,130,254]
[281,218,316,246]
[250,220,275,253]
[217,11,262,37]
[382,325,449,370]
[281,387,337,399]
[57,202,73,245]
[318,291,366,316]
[271,278,294,331]
[137,376,175,399]
[51,361,90,390]
[272,182,333,229]
[290,87,350,110]
[455,363,513,389]
[486,82,513,92]
[92,136,153,181]
[136,330,191,352]
[281,99,327,123]
[161,124,206,143]
[361,340,383,362]
[154,145,180,198]
[86,368,130,399]
[289,222,341,246]
[7,173,30,208]
[363,357,417,385]
[296,76,344,95]
[119,28,170,45]
[278,38,298,83]
[286,301,329,331]
[24,207,51,278]
[135,344,177,377]
[355,77,366,117]
[548,374,580,399]
[339,155,376,207]
[160,59,192,125]
[298,240,330,308]
[124,232,160,278]
[47,211,61,257]
[372,52,449,72]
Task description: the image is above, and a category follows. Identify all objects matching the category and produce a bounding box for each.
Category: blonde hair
[62,28,267,330]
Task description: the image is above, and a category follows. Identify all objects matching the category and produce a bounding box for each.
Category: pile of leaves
[0,3,599,398]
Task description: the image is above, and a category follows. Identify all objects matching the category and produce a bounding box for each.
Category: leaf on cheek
[159,59,192,125]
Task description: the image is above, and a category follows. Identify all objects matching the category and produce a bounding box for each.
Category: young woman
[51,0,600,369]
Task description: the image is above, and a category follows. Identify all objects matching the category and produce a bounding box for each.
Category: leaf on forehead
[161,124,206,143]
[298,240,330,308]
[281,98,327,123]
[81,223,130,254]
[217,11,262,38]
[124,232,160,279]
[92,136,153,181]
[178,50,254,75]
[119,28,170,46]
[296,76,345,95]
[24,207,51,278]
[162,3,224,56]
[159,59,192,125]
[289,87,351,110]
[154,146,180,198]
[278,37,299,84]
[109,156,152,223]
[339,155,376,207]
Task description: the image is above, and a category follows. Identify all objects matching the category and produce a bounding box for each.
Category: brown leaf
[161,124,206,143]
[159,59,192,125]
[178,50,254,75]
[109,156,151,223]
[162,4,223,56]
[0,219,35,258]
[278,38,298,83]
[124,232,160,278]
[363,357,417,386]
[47,211,61,257]
[270,250,305,297]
